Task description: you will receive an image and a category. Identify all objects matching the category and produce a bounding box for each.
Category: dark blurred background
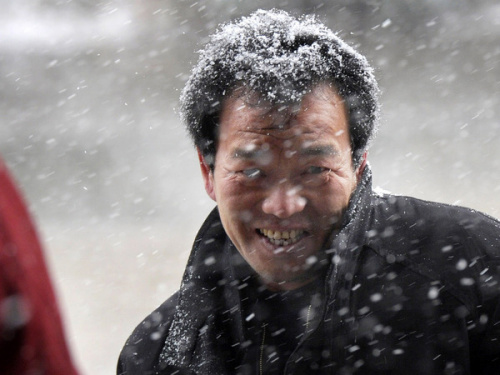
[1,1,498,373]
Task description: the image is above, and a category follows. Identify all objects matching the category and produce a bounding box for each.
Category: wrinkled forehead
[224,87,299,129]
[220,82,343,131]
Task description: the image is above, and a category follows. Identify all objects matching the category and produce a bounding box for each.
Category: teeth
[259,229,304,245]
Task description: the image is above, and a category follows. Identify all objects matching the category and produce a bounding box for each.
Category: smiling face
[199,84,364,290]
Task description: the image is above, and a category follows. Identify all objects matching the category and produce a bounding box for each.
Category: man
[0,157,80,375]
[118,9,500,375]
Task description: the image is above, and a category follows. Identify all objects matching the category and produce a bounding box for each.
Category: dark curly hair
[180,9,380,168]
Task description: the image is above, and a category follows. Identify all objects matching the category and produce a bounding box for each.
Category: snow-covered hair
[180,9,380,167]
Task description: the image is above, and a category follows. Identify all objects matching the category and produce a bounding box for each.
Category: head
[180,10,380,290]
[181,9,379,169]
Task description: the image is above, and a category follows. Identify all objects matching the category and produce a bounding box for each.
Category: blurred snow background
[0,1,498,374]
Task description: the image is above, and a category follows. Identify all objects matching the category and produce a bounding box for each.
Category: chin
[260,268,314,289]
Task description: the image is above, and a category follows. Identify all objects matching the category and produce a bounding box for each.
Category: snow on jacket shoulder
[118,292,180,375]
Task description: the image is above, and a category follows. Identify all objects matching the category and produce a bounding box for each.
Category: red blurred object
[0,158,80,375]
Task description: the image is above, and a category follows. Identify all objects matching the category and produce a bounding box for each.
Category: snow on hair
[180,9,380,166]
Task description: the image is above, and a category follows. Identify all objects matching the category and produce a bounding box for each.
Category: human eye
[305,166,331,175]
[241,168,263,179]
[301,165,332,186]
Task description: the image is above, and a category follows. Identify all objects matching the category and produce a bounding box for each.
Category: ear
[355,151,367,182]
[197,148,216,202]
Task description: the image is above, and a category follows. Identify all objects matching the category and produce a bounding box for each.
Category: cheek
[213,175,237,204]
[216,185,259,224]
[308,179,355,213]
[217,175,262,203]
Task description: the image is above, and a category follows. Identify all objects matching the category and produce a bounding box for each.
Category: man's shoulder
[117,291,179,375]
[372,191,500,236]
[368,191,500,262]
[367,191,500,312]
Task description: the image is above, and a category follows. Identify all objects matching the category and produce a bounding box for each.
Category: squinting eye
[306,166,329,174]
[242,168,262,178]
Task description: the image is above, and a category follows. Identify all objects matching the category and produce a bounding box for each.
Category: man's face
[200,84,364,290]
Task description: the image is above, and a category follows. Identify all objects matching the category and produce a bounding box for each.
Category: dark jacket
[118,169,500,374]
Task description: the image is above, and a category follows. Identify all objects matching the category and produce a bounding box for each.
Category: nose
[262,183,306,218]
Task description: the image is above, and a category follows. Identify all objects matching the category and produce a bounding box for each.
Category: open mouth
[258,228,306,246]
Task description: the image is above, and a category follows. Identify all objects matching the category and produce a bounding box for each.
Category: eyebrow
[232,144,338,160]
[232,148,268,160]
[299,145,338,157]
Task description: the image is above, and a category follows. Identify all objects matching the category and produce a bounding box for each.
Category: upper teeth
[260,229,304,241]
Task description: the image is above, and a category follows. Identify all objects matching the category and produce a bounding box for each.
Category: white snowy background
[0,1,498,374]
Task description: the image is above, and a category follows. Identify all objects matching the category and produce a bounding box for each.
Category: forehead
[217,84,349,147]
